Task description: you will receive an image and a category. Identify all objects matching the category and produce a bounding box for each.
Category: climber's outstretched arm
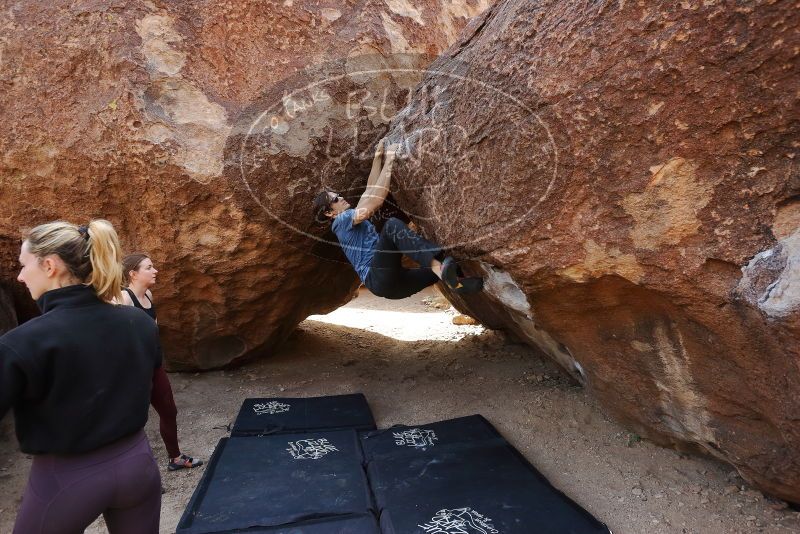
[353,142,398,225]
[363,138,385,189]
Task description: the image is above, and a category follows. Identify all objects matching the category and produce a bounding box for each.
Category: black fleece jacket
[0,284,161,454]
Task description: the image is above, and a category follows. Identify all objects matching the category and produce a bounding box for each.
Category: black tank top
[123,288,157,321]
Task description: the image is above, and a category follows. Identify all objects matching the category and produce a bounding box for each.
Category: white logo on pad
[419,508,498,534]
[253,401,290,415]
[286,438,338,460]
[394,428,438,448]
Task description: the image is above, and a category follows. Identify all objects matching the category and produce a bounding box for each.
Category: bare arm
[354,143,398,224]
[113,290,133,306]
[363,139,385,188]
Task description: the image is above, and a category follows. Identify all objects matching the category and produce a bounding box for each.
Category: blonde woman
[1,220,161,533]
[121,253,202,472]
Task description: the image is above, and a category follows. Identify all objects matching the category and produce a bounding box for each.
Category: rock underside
[0,0,491,366]
[383,0,800,503]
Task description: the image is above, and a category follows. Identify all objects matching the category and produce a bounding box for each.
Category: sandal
[168,454,204,471]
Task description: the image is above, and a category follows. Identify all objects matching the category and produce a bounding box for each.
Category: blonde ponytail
[85,220,123,303]
[25,219,123,302]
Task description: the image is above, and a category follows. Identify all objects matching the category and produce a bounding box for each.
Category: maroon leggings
[14,430,161,533]
[150,366,180,459]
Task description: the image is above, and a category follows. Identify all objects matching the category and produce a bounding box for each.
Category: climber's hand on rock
[385,142,400,159]
[374,138,386,159]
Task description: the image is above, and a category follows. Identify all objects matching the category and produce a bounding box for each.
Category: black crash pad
[360,414,501,460]
[177,431,373,534]
[367,438,611,534]
[183,513,381,534]
[232,394,376,436]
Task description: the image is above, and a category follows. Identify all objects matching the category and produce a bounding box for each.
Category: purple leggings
[14,430,161,534]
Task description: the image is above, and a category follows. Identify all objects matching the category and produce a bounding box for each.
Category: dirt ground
[1,287,798,533]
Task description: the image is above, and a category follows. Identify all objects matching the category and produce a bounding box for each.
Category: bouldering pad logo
[286,438,338,460]
[233,53,559,256]
[393,427,438,448]
[418,508,499,534]
[252,401,290,415]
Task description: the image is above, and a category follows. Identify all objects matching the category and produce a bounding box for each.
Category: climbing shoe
[441,257,459,289]
[168,454,204,471]
[453,276,484,295]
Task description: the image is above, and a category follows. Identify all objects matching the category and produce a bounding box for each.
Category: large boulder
[0,0,490,369]
[384,0,800,501]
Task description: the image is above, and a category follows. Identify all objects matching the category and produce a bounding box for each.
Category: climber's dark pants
[364,218,442,300]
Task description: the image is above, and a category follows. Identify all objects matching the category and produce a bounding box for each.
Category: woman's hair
[122,253,150,285]
[312,190,334,224]
[24,219,123,302]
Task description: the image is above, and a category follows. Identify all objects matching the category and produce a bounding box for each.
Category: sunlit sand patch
[306,291,484,342]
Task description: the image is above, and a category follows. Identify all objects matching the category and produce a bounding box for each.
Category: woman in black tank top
[121,254,203,475]
[123,286,156,320]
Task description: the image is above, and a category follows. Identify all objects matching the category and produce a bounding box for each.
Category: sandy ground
[1,287,798,533]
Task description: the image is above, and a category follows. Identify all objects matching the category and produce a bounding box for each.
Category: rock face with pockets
[0,0,491,368]
[383,0,800,502]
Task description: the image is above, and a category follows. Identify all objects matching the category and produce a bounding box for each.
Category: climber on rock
[312,138,482,300]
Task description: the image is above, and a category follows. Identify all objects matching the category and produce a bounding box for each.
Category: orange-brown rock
[385,0,800,502]
[0,0,490,368]
[452,313,478,325]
